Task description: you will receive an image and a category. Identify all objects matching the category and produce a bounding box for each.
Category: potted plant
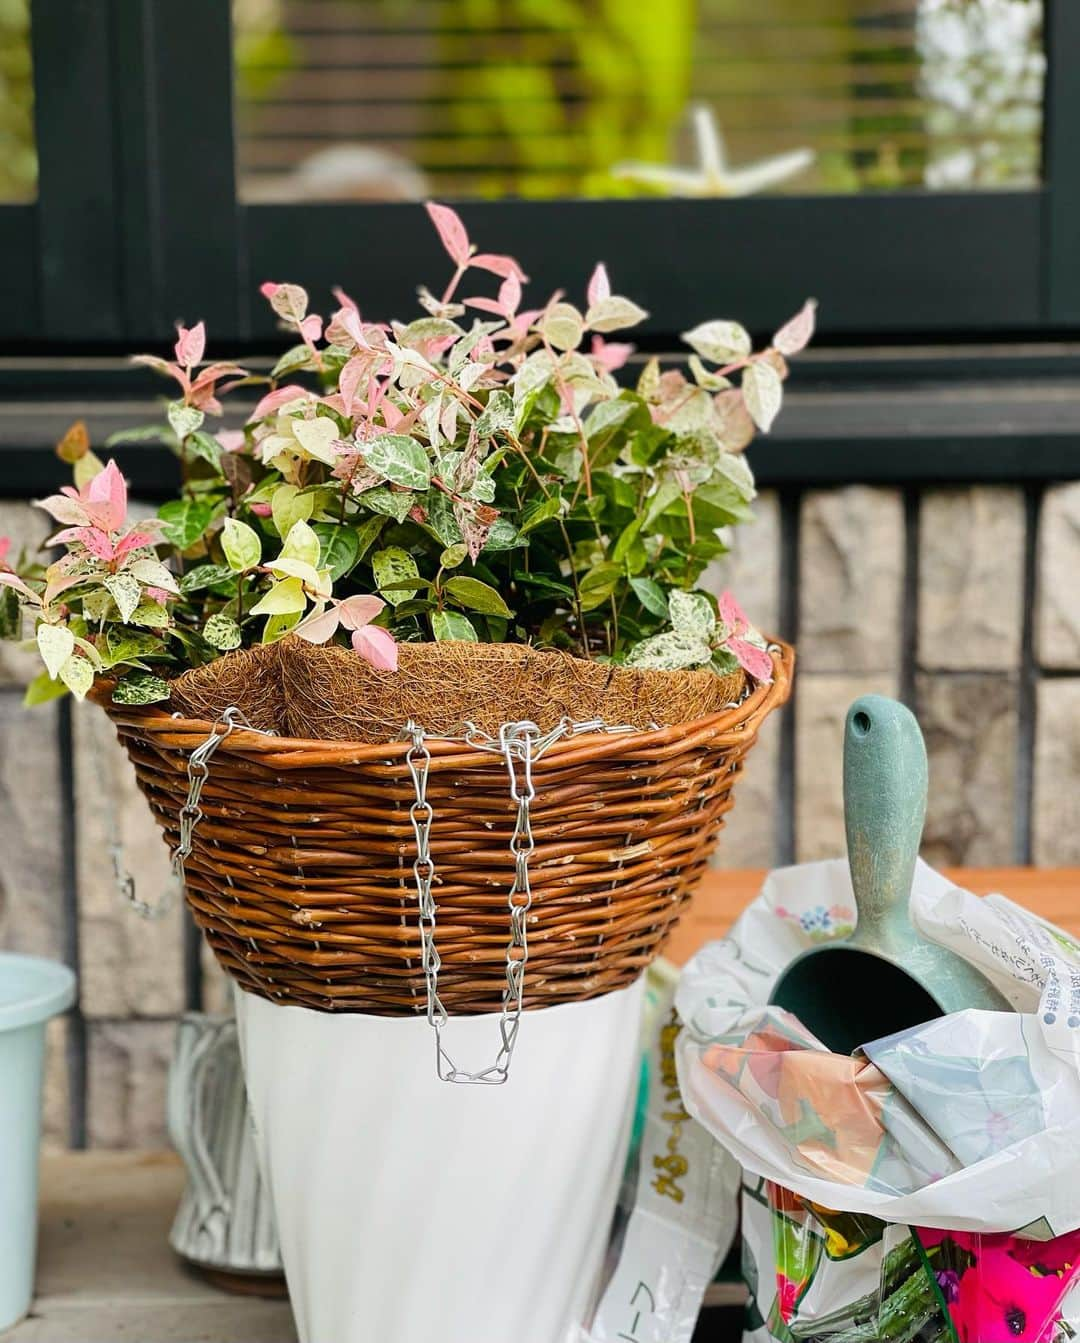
[0,202,804,1343]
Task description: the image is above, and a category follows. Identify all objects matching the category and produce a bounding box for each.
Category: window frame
[2,0,1077,350]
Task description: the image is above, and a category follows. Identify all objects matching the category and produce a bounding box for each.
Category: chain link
[117,707,268,919]
[404,713,638,1085]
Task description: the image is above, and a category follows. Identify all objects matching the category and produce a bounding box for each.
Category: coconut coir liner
[167,638,747,743]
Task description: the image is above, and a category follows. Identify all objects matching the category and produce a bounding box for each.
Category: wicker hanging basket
[97,639,793,1018]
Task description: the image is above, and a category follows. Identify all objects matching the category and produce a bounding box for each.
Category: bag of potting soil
[673,860,1080,1341]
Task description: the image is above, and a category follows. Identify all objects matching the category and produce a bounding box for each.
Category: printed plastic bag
[584,962,740,1343]
[673,859,1080,1341]
[676,859,1080,1234]
[741,1181,1080,1343]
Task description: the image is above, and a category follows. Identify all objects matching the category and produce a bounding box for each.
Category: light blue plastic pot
[0,953,76,1332]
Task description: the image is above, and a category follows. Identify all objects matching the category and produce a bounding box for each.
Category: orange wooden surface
[663,867,1080,967]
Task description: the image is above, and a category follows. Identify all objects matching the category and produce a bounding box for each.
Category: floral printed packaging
[673,860,1080,1341]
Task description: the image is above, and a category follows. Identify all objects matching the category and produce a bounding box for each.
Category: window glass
[0,0,35,202]
[233,0,1044,203]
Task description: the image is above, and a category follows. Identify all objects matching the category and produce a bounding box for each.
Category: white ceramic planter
[235,978,643,1343]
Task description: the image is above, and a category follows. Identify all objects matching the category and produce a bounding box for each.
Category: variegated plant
[0,203,812,707]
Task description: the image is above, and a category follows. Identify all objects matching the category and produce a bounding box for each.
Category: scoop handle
[843,695,928,955]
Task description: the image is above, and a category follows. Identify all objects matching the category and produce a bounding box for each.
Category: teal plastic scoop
[770,694,1010,1055]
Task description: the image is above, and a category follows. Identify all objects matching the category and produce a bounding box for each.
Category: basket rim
[96,639,793,772]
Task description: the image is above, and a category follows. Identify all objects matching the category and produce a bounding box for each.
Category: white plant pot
[235,978,643,1343]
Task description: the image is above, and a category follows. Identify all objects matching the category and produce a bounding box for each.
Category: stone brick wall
[1,483,1075,1148]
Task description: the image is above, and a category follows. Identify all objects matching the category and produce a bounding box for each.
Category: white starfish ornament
[612,103,814,197]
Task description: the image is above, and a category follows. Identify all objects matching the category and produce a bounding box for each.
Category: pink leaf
[250,502,272,517]
[0,536,9,566]
[191,362,248,392]
[718,589,748,636]
[86,460,127,532]
[772,298,817,357]
[498,272,522,318]
[331,285,359,314]
[294,604,342,645]
[463,296,506,316]
[249,384,309,422]
[337,594,385,630]
[259,281,280,300]
[727,637,774,684]
[587,262,611,309]
[300,314,323,346]
[424,202,471,267]
[0,570,37,601]
[132,354,189,395]
[113,529,155,559]
[73,527,117,562]
[35,494,89,527]
[591,335,633,372]
[351,623,397,671]
[338,356,368,415]
[174,321,206,369]
[144,585,173,605]
[215,429,246,453]
[470,252,529,283]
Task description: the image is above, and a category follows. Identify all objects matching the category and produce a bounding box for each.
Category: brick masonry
[0,484,1075,1146]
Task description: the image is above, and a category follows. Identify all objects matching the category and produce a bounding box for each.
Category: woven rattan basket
[99,640,792,1017]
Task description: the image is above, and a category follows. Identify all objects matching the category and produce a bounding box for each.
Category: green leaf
[681,320,751,365]
[668,590,716,641]
[179,563,235,594]
[37,624,74,679]
[250,578,306,617]
[271,484,315,540]
[203,612,242,651]
[483,518,525,551]
[111,671,171,705]
[24,670,69,707]
[104,423,170,449]
[612,518,643,564]
[511,570,575,600]
[474,390,514,438]
[0,586,20,640]
[443,576,512,617]
[262,610,302,643]
[280,518,321,568]
[313,524,361,582]
[222,517,263,572]
[431,610,478,642]
[131,601,171,628]
[357,486,413,524]
[361,435,431,491]
[439,543,468,569]
[167,401,205,440]
[159,499,216,551]
[629,576,669,619]
[103,572,143,623]
[105,627,165,665]
[519,495,562,535]
[186,430,222,469]
[741,360,783,433]
[271,343,315,379]
[352,514,387,562]
[372,547,420,606]
[577,563,621,613]
[58,654,95,700]
[625,630,712,671]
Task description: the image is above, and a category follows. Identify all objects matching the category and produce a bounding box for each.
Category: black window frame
[2,0,1079,351]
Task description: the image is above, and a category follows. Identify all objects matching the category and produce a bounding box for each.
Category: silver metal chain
[403,714,638,1085]
[118,707,266,919]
